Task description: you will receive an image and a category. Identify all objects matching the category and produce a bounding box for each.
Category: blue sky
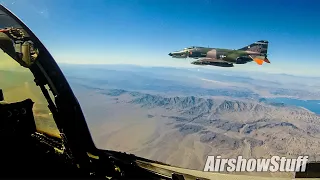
[1,0,320,76]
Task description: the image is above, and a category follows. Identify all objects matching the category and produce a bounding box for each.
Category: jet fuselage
[168,40,270,67]
[169,47,258,63]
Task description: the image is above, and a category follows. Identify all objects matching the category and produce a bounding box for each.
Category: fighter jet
[168,40,270,67]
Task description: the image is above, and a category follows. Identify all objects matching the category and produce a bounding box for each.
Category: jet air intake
[187,51,206,58]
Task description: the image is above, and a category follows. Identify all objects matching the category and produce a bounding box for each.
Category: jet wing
[223,51,271,65]
[223,51,270,65]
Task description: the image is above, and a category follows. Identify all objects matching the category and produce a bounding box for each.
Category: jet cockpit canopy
[183,46,206,50]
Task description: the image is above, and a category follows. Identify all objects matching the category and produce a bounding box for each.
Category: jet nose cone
[168,53,172,56]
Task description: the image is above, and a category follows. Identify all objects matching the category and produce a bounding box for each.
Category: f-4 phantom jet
[169,40,270,67]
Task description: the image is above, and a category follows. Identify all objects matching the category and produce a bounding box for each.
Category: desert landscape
[60,64,320,177]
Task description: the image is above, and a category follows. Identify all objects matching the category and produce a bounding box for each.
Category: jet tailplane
[239,40,269,56]
[253,56,270,65]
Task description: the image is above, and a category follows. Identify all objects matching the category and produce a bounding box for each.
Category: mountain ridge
[102,88,318,117]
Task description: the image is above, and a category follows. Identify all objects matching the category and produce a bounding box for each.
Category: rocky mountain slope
[102,89,320,160]
[76,86,320,175]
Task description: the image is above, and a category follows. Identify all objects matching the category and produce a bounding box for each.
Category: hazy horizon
[58,62,320,78]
